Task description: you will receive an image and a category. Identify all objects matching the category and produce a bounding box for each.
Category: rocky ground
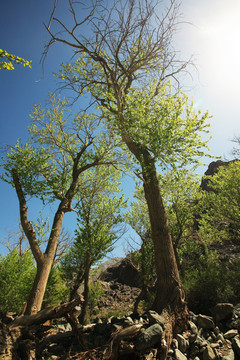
[1,255,240,359]
[2,299,240,359]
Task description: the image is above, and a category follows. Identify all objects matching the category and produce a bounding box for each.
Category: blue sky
[0,0,239,257]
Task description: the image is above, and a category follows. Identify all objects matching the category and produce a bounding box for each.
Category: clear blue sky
[0,0,239,257]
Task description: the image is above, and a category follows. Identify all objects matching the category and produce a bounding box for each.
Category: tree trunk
[25,256,53,315]
[78,254,91,325]
[122,138,189,345]
[142,160,188,310]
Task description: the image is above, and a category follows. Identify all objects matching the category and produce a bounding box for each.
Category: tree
[0,49,32,70]
[61,166,127,324]
[0,249,35,313]
[45,0,212,344]
[1,94,121,314]
[231,135,240,159]
[1,219,72,262]
[128,168,199,272]
[198,160,240,244]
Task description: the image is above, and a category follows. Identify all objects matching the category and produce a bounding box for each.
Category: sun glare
[199,3,240,91]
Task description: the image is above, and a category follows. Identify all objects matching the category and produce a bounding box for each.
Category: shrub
[0,249,35,313]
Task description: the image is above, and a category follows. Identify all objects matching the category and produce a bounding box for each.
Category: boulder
[202,345,216,360]
[232,336,240,357]
[222,348,235,360]
[147,310,165,328]
[223,329,238,339]
[197,315,215,330]
[135,324,163,352]
[214,303,234,322]
[99,257,141,287]
[174,348,188,360]
[176,334,189,353]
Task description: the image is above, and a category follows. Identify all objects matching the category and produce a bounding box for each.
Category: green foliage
[88,281,104,319]
[0,249,35,313]
[61,166,127,292]
[0,49,32,70]
[57,58,212,172]
[127,168,199,261]
[159,169,199,261]
[43,265,69,308]
[183,252,240,314]
[198,160,240,244]
[1,94,120,204]
[124,82,211,169]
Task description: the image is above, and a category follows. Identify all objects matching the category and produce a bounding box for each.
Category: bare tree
[2,220,72,262]
[231,135,240,159]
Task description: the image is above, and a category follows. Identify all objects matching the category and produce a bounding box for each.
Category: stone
[232,336,240,357]
[176,334,189,353]
[197,315,215,330]
[227,319,240,330]
[223,329,238,339]
[172,338,178,349]
[174,348,188,360]
[124,316,134,326]
[202,345,216,360]
[189,321,198,334]
[214,303,234,322]
[147,310,165,328]
[216,332,224,344]
[222,348,235,360]
[135,324,163,352]
[174,349,187,360]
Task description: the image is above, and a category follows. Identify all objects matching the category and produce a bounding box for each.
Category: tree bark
[25,256,53,315]
[10,297,83,328]
[122,138,188,339]
[78,253,91,325]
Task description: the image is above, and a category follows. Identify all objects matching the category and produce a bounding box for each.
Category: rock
[214,303,234,322]
[174,348,188,360]
[176,334,189,353]
[189,321,198,334]
[135,324,163,352]
[197,315,215,330]
[200,160,232,191]
[99,257,141,287]
[202,345,216,360]
[222,348,235,360]
[216,333,224,344]
[232,336,240,357]
[147,310,165,328]
[227,318,240,331]
[172,338,178,350]
[94,321,111,335]
[123,317,134,327]
[223,329,238,339]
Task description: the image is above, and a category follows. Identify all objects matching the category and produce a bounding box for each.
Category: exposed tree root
[9,296,83,328]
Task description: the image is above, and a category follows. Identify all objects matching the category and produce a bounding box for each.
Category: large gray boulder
[135,324,163,352]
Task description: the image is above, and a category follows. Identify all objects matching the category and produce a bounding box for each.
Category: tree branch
[11,169,44,264]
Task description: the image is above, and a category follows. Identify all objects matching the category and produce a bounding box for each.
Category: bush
[88,280,104,319]
[0,249,36,313]
[183,252,240,314]
[43,265,70,308]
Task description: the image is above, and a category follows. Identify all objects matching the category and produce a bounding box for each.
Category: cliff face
[200,159,237,191]
[98,256,141,288]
